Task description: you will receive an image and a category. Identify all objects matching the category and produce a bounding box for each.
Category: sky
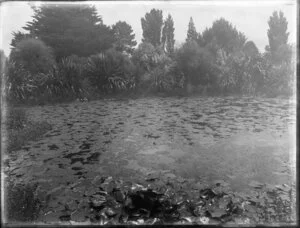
[0,0,297,57]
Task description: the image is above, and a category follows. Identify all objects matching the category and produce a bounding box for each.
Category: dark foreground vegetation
[5,172,295,225]
[0,5,295,106]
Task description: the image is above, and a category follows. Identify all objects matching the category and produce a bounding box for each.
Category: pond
[4,96,296,222]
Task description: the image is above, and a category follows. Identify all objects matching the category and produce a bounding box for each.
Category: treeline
[1,5,295,104]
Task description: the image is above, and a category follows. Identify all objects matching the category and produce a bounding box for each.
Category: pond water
[5,97,296,205]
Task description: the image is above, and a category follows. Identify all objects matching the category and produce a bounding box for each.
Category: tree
[141,9,163,47]
[132,42,178,92]
[0,50,7,97]
[21,4,114,60]
[112,21,137,54]
[10,38,55,74]
[0,50,6,75]
[85,49,136,93]
[161,14,175,55]
[266,11,289,62]
[186,17,198,42]
[202,18,247,56]
[176,41,216,88]
[10,31,32,49]
[243,41,259,58]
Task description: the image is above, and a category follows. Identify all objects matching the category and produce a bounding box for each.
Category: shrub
[5,181,41,222]
[6,38,56,103]
[56,55,86,96]
[85,49,136,93]
[10,38,55,74]
[3,107,52,152]
[132,42,158,73]
[5,61,37,102]
[142,54,181,92]
[5,108,27,130]
[217,50,267,95]
[175,41,217,89]
[24,55,89,102]
[6,120,52,152]
[264,62,295,97]
[132,42,183,92]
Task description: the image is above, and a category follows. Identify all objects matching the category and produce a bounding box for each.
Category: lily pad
[209,208,227,218]
[71,209,88,222]
[248,180,264,189]
[41,211,63,222]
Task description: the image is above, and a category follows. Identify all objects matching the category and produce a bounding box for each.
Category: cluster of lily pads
[36,172,294,225]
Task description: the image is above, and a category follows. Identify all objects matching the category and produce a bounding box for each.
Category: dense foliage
[161,14,175,55]
[176,41,217,91]
[112,21,137,55]
[141,9,163,47]
[4,7,295,104]
[10,38,55,74]
[202,18,247,57]
[186,17,198,42]
[266,11,289,64]
[22,4,114,60]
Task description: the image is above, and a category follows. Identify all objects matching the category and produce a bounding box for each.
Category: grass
[3,107,52,153]
[3,107,52,223]
[6,121,52,152]
[4,181,41,223]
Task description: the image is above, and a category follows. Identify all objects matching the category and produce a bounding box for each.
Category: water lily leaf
[91,195,106,208]
[163,173,176,180]
[131,183,147,191]
[197,216,210,224]
[146,172,160,182]
[47,185,65,196]
[279,194,290,202]
[244,204,256,213]
[177,177,186,183]
[193,205,204,216]
[267,208,275,214]
[69,220,92,225]
[200,188,216,199]
[66,200,78,211]
[92,175,105,186]
[208,218,220,224]
[103,207,117,217]
[113,189,125,203]
[248,180,264,189]
[212,186,225,195]
[265,183,276,192]
[72,186,86,194]
[42,211,63,222]
[78,198,90,208]
[218,197,231,209]
[71,209,88,222]
[182,217,193,223]
[59,214,71,221]
[145,218,160,225]
[276,184,291,193]
[106,181,117,193]
[85,188,98,196]
[213,180,229,187]
[210,208,227,218]
[48,200,64,210]
[193,182,206,190]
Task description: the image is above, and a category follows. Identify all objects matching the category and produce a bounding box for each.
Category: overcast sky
[0,0,297,56]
